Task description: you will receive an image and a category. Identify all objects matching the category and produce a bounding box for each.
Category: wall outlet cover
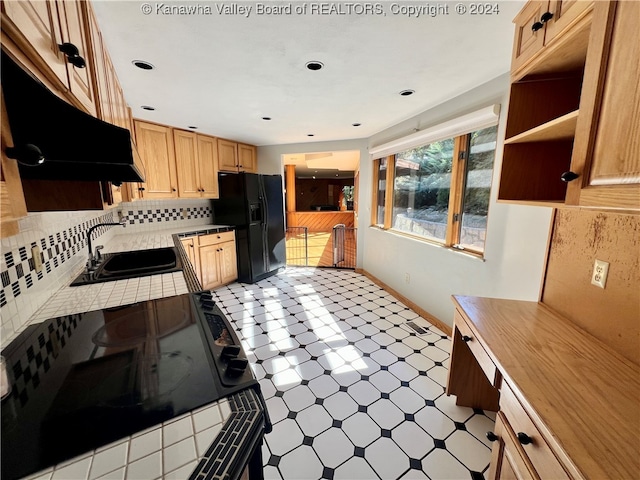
[591,259,609,289]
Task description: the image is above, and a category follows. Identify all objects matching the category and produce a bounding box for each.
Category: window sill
[368,225,486,262]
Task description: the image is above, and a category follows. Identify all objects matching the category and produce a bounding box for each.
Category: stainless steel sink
[70,247,183,286]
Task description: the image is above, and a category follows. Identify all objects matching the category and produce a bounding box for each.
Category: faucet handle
[95,245,104,261]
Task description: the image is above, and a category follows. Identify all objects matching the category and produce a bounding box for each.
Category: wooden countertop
[452,296,640,479]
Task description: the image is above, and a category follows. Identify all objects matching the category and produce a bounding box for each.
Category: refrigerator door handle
[260,179,270,271]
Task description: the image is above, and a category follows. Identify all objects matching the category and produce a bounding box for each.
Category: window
[372,125,498,254]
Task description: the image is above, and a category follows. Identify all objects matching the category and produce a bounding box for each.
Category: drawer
[198,231,235,246]
[454,312,499,386]
[500,382,570,479]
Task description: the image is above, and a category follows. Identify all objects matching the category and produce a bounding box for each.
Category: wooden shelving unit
[504,110,579,144]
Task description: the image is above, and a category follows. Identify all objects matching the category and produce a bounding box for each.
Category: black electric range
[1,292,260,480]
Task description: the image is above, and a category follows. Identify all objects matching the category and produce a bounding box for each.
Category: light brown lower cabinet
[447,296,639,480]
[181,231,237,290]
[489,414,533,480]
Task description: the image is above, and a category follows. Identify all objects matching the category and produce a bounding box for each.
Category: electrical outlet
[31,246,43,273]
[591,259,609,289]
[181,209,188,219]
[405,273,410,284]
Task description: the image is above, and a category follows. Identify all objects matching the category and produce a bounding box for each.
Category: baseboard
[356,268,453,337]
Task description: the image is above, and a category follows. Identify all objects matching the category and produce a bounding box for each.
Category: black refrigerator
[214,173,286,283]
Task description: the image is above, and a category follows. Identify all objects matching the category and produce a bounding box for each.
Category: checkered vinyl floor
[210,268,495,480]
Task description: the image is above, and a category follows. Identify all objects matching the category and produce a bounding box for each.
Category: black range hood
[1,51,144,184]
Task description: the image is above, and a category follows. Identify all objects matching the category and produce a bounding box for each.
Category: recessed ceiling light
[262,117,272,121]
[306,61,324,71]
[188,126,198,129]
[352,123,361,127]
[141,105,155,111]
[132,60,155,70]
[399,89,415,96]
[307,134,315,137]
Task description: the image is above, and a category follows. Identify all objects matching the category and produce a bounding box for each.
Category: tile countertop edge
[12,224,269,480]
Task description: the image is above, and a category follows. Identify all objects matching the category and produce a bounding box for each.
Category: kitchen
[1,1,639,479]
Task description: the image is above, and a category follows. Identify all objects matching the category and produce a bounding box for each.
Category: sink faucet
[86,219,126,270]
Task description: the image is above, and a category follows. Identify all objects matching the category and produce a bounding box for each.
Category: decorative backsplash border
[0,200,214,345]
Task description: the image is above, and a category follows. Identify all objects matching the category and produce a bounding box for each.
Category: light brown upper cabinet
[498,0,637,212]
[173,130,219,199]
[566,0,640,211]
[511,0,594,79]
[1,0,68,90]
[238,143,257,173]
[57,0,95,115]
[2,0,96,115]
[218,139,257,173]
[134,120,178,199]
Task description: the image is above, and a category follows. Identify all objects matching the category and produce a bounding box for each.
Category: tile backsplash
[0,199,213,344]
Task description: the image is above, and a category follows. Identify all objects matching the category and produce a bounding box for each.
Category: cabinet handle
[172,187,177,192]
[58,43,86,68]
[540,11,554,23]
[560,171,579,182]
[531,21,544,32]
[138,187,145,191]
[462,335,472,342]
[486,431,498,442]
[517,432,533,445]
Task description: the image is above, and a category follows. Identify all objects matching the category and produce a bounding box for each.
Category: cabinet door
[238,143,257,173]
[180,237,200,280]
[197,135,219,198]
[1,0,68,89]
[488,414,536,480]
[134,121,178,198]
[544,0,593,44]
[199,244,221,290]
[84,2,111,123]
[218,240,238,285]
[1,88,27,238]
[511,1,548,73]
[568,0,640,210]
[217,139,238,172]
[174,130,201,198]
[58,0,95,115]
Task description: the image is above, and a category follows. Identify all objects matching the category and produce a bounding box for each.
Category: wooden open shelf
[505,110,579,144]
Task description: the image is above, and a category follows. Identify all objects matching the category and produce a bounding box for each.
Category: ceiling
[92,1,524,147]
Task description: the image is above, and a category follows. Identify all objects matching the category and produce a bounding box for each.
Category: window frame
[371,128,496,256]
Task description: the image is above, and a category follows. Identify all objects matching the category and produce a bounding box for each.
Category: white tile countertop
[12,224,260,480]
[29,225,231,323]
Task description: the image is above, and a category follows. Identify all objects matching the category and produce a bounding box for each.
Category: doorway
[282,151,359,268]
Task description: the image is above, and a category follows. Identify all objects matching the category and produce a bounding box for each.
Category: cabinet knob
[462,335,472,342]
[560,171,580,182]
[58,42,80,57]
[58,43,86,68]
[517,432,533,445]
[486,431,498,442]
[172,187,177,192]
[540,11,554,23]
[531,21,544,32]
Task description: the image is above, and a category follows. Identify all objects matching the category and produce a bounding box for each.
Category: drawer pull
[560,171,579,182]
[462,335,472,342]
[517,432,533,445]
[540,11,554,23]
[486,431,498,442]
[531,21,544,32]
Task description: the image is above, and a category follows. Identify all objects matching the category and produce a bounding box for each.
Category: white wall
[359,73,553,327]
